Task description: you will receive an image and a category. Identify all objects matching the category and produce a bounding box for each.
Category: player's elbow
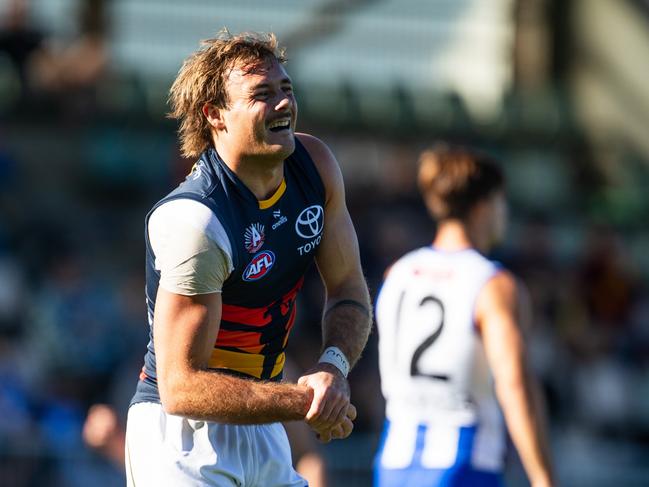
[158,369,193,416]
[159,392,185,416]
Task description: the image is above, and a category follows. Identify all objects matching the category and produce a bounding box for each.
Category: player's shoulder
[148,198,233,259]
[459,247,496,264]
[385,246,434,277]
[295,133,334,162]
[403,245,434,262]
[450,248,503,277]
[151,198,213,224]
[174,154,219,193]
[295,133,341,190]
[481,268,519,303]
[474,266,529,329]
[149,198,225,240]
[487,268,517,287]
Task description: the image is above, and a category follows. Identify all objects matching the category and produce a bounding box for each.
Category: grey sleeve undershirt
[148,199,234,295]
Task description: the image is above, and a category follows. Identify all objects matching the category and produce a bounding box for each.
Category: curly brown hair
[168,30,286,158]
[418,144,505,221]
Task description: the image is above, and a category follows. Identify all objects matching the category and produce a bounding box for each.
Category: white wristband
[318,346,350,378]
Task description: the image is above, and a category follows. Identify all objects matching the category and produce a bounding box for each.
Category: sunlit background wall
[1,0,648,486]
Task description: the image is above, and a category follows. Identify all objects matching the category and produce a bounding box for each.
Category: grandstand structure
[26,0,649,162]
[29,0,515,127]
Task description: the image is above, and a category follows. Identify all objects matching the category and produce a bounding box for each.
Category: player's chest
[230,194,325,284]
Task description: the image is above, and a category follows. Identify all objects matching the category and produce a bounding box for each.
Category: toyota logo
[295,205,324,239]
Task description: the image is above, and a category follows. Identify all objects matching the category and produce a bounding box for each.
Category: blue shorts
[374,421,504,487]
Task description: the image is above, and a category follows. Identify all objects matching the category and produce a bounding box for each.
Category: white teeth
[269,119,290,129]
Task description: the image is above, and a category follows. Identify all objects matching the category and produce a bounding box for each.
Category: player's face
[220,58,297,161]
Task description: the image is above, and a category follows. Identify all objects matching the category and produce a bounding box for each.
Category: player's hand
[298,363,350,432]
[313,403,357,443]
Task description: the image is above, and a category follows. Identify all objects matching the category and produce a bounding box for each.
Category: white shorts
[125,402,307,487]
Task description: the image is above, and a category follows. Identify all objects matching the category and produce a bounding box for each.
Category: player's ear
[466,199,489,233]
[470,199,490,221]
[203,103,226,131]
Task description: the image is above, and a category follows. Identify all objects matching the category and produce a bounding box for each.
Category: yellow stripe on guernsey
[258,179,286,209]
[208,348,285,379]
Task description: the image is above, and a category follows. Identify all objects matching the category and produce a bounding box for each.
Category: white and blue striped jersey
[375,247,506,481]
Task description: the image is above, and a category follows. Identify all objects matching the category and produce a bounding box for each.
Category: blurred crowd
[0,0,108,115]
[1,1,649,486]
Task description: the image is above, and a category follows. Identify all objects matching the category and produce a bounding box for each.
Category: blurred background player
[125,31,371,486]
[374,145,555,487]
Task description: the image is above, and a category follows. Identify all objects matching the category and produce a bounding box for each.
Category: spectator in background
[0,0,45,98]
[579,226,635,338]
[562,225,641,432]
[83,404,126,469]
[30,0,109,113]
[0,0,109,110]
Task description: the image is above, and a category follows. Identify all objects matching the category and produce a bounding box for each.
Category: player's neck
[234,160,284,200]
[433,220,488,253]
[217,147,285,201]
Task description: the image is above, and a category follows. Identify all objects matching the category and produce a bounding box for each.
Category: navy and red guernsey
[132,138,326,405]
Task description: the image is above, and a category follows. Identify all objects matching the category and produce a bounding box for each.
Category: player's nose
[275,94,292,112]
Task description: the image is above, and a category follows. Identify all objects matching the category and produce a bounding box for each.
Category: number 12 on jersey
[394,290,450,381]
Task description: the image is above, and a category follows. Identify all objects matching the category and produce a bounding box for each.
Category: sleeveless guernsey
[132,139,325,405]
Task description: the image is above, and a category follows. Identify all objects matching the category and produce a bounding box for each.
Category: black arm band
[324,299,371,318]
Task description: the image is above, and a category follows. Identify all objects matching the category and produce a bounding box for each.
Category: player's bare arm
[477,270,555,487]
[154,287,314,424]
[295,133,372,441]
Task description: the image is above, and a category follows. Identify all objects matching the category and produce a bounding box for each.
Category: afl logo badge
[243,251,275,282]
[295,205,324,239]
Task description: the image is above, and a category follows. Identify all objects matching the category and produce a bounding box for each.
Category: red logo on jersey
[244,223,265,253]
[243,251,275,281]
